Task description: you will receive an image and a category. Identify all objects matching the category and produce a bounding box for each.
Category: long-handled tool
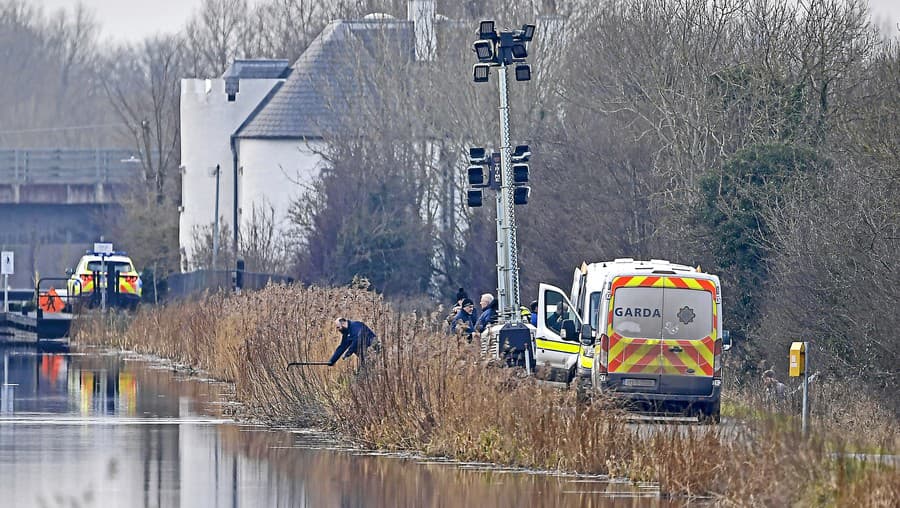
[287,361,331,367]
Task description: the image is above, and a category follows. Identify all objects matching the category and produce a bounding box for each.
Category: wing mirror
[65,268,74,276]
[580,323,595,346]
[722,330,732,351]
[560,319,577,340]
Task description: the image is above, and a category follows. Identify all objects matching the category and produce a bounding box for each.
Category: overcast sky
[32,0,900,44]
[33,0,261,43]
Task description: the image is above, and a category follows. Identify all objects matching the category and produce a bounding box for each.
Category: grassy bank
[73,285,899,505]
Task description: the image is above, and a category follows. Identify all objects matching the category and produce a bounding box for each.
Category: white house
[179,0,440,270]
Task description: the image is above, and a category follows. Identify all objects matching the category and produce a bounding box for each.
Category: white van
[535,259,730,421]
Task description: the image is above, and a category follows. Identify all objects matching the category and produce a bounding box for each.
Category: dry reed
[73,284,899,506]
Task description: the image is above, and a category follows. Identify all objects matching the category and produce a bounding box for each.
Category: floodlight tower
[470,20,535,324]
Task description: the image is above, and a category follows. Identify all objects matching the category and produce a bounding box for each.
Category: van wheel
[576,385,590,404]
[575,379,592,405]
[699,402,721,424]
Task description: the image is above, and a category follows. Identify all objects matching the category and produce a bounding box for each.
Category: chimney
[408,0,436,61]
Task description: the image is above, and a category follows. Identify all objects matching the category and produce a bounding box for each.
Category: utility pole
[211,164,221,270]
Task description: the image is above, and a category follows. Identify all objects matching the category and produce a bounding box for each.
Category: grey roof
[236,20,415,140]
[221,59,292,80]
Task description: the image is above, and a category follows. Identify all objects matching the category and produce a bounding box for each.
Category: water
[0,345,673,507]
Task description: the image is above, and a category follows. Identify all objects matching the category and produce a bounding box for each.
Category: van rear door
[606,279,664,391]
[658,278,716,394]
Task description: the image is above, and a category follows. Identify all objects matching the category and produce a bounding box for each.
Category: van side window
[543,289,582,336]
[544,291,565,333]
[589,292,602,331]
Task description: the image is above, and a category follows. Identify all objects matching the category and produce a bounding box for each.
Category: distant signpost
[1,251,13,312]
[93,243,114,255]
[92,243,114,310]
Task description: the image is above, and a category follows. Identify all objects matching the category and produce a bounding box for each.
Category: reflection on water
[0,345,673,507]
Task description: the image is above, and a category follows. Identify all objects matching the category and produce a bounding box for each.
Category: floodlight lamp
[511,144,531,161]
[474,39,494,62]
[512,163,529,184]
[513,186,531,205]
[511,43,527,60]
[520,24,536,42]
[468,165,487,186]
[473,64,491,83]
[469,147,486,163]
[467,189,484,207]
[515,64,532,82]
[479,20,496,40]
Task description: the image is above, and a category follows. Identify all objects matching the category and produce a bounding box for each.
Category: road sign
[93,243,114,255]
[1,251,12,275]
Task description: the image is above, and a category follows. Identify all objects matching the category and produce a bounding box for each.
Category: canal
[0,344,673,507]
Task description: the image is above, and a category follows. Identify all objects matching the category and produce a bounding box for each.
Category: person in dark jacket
[529,300,539,327]
[547,302,569,334]
[445,287,470,328]
[450,298,477,339]
[328,317,377,366]
[475,293,498,334]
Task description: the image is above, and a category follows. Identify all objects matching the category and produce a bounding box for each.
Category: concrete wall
[0,183,127,205]
[179,78,281,269]
[236,138,325,236]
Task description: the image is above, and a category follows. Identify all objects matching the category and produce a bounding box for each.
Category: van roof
[583,258,698,274]
[81,255,134,264]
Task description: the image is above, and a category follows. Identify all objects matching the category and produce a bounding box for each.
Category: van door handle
[669,346,683,353]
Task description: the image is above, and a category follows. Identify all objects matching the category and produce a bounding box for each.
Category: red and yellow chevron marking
[660,337,714,376]
[118,276,139,295]
[607,334,714,376]
[608,333,657,374]
[78,275,94,294]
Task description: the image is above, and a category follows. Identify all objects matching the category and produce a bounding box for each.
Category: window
[611,286,713,340]
[543,289,581,336]
[86,261,134,274]
[611,287,664,338]
[589,292,602,331]
[661,288,712,340]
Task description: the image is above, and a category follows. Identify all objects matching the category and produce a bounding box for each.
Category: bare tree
[0,0,115,147]
[102,35,184,203]
[100,36,185,281]
[183,0,252,76]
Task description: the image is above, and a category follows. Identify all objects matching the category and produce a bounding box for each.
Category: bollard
[1,384,14,413]
[789,341,810,436]
[2,354,13,413]
[235,259,245,291]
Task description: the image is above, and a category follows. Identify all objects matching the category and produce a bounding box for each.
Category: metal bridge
[0,148,140,190]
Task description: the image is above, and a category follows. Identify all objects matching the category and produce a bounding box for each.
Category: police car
[67,251,142,305]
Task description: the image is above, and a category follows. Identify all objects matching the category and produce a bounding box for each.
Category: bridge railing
[0,149,142,185]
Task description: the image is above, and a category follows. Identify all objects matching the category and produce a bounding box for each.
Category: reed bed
[72,284,899,506]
